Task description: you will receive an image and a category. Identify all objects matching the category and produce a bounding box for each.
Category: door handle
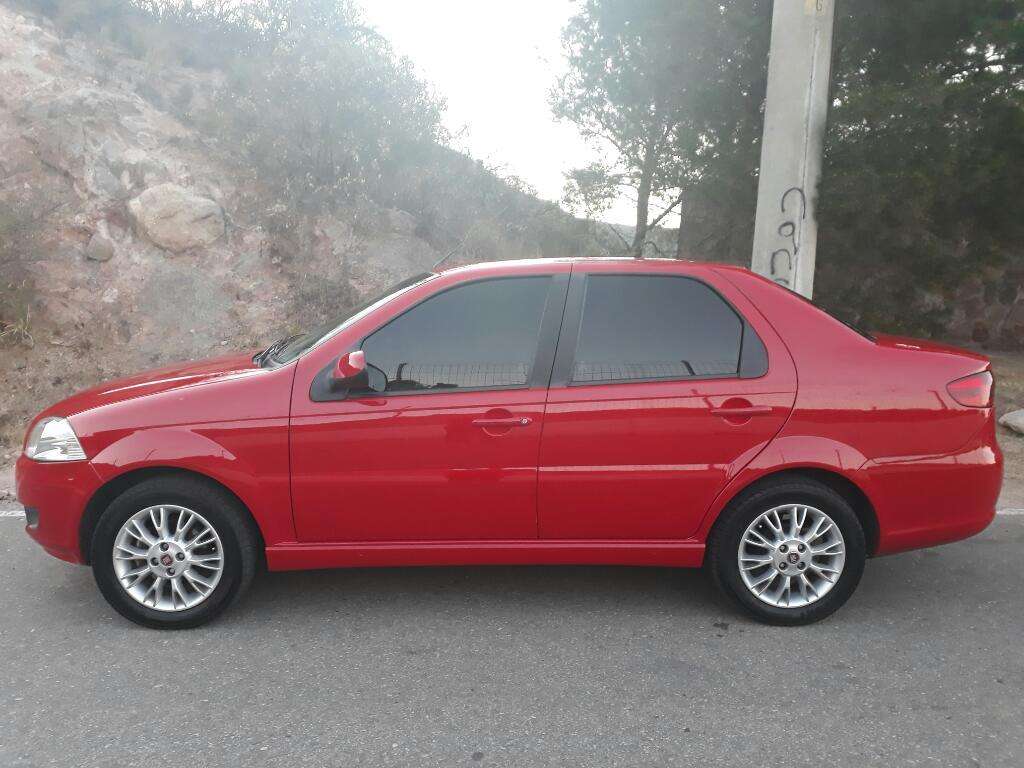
[710,405,773,418]
[471,416,532,428]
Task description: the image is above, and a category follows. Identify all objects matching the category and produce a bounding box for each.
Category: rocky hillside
[0,5,605,457]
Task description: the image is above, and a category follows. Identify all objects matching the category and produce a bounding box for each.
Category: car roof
[435,256,753,276]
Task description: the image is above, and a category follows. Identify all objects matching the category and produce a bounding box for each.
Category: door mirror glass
[365,362,388,393]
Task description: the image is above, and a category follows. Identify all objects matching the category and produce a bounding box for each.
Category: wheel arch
[78,466,266,565]
[706,467,880,556]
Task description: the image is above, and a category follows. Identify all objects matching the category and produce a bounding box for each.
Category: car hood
[43,353,263,419]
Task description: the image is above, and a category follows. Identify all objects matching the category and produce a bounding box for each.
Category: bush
[0,201,42,348]
[14,0,606,266]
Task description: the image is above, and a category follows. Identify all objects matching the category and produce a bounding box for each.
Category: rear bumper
[866,420,1002,555]
[15,454,102,564]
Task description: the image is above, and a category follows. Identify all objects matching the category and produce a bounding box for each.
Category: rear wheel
[91,476,259,629]
[707,478,866,625]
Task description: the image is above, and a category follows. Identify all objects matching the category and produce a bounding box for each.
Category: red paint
[15,258,1002,572]
[538,260,797,540]
[335,350,365,380]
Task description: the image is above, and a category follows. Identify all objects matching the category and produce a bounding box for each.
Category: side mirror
[329,351,388,395]
[330,350,368,391]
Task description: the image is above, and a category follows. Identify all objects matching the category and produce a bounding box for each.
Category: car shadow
[32,519,1021,631]
[237,563,727,623]
[230,521,1021,630]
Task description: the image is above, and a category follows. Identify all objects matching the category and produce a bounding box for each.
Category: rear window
[572,275,744,383]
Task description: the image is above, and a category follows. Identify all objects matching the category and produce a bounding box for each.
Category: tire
[90,475,259,629]
[707,478,866,626]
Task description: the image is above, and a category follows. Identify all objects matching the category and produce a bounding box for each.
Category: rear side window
[572,275,744,383]
[361,277,550,392]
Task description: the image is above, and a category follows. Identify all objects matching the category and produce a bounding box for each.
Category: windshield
[263,272,435,366]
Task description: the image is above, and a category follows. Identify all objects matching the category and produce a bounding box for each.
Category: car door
[290,269,568,542]
[537,264,797,541]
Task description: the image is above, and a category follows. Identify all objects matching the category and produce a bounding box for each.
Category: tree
[553,0,771,259]
[556,0,1024,343]
[667,1,771,264]
[815,0,1024,339]
[552,0,696,257]
[212,0,445,213]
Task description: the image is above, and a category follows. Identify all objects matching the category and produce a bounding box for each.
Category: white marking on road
[0,509,25,518]
[998,508,1024,516]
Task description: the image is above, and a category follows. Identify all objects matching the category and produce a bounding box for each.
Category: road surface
[1,511,1022,767]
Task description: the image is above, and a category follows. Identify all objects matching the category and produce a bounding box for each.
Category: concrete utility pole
[750,0,836,298]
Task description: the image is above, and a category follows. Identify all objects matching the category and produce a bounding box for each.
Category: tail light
[946,370,993,408]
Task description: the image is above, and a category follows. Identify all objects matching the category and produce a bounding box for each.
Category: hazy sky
[360,0,637,226]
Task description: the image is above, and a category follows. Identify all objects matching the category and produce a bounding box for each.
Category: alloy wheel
[111,505,225,612]
[737,503,846,608]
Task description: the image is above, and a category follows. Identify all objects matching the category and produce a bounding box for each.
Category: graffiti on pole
[768,185,807,288]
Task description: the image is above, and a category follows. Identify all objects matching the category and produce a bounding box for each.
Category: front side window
[361,277,550,393]
[572,275,743,383]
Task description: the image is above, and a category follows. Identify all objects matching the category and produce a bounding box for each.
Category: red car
[16,258,1002,628]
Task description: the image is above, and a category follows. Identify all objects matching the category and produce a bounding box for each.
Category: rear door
[537,263,796,540]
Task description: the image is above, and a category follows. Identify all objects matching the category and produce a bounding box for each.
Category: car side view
[16,258,1002,628]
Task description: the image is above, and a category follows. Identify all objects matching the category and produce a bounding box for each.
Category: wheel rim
[111,505,224,612]
[737,503,846,608]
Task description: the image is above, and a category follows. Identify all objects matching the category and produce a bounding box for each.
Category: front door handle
[471,416,533,428]
[710,405,773,418]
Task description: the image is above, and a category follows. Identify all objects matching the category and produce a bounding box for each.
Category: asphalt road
[1,516,1022,768]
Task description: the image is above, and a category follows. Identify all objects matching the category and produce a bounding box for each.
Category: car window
[572,275,743,383]
[361,276,551,393]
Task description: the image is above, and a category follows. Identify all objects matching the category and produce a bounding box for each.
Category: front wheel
[707,478,866,625]
[90,476,259,629]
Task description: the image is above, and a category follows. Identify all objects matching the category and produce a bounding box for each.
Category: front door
[290,273,567,542]
[538,267,797,540]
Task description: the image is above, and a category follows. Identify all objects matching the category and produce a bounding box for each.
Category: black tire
[90,475,259,629]
[707,478,866,626]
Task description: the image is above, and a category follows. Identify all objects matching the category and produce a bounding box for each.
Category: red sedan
[16,258,1002,628]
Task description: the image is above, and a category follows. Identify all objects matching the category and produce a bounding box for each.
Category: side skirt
[265,539,706,571]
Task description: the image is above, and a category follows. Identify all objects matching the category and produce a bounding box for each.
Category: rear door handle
[472,416,533,428]
[710,405,773,417]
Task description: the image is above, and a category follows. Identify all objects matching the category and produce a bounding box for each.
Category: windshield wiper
[254,334,302,367]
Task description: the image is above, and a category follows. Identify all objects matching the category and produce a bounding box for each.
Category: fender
[88,423,295,546]
[694,434,878,541]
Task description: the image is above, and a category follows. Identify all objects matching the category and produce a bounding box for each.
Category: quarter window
[361,277,550,393]
[572,275,743,383]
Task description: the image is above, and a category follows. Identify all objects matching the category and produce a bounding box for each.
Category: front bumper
[15,454,103,564]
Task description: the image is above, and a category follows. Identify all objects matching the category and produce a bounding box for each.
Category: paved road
[1,517,1022,768]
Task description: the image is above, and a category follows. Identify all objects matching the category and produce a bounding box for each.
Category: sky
[359,0,637,226]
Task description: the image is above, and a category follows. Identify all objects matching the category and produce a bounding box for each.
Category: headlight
[24,417,87,462]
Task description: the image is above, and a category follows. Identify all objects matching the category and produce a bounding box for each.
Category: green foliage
[815,0,1024,339]
[556,0,1024,341]
[214,2,444,214]
[562,162,622,221]
[13,0,607,265]
[0,202,40,348]
[669,1,771,265]
[553,0,771,256]
[392,145,604,260]
[552,0,692,252]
